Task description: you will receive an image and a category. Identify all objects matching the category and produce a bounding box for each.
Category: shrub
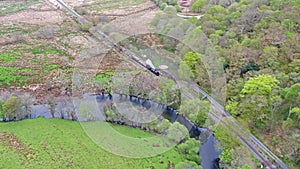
[175,5,181,12]
[159,3,167,10]
[178,138,201,164]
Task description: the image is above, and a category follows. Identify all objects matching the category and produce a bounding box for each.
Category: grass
[0,44,72,87]
[82,0,147,13]
[0,118,185,169]
[0,23,39,35]
[0,0,39,16]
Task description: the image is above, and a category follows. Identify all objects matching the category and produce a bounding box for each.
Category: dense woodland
[0,0,299,168]
[152,0,299,168]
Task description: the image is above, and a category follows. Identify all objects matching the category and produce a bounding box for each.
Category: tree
[192,0,208,13]
[19,93,33,118]
[238,75,280,128]
[156,119,171,134]
[290,107,300,123]
[103,105,115,122]
[179,99,210,126]
[283,83,300,107]
[178,61,194,80]
[178,138,201,163]
[2,96,21,121]
[159,2,167,10]
[47,99,56,118]
[183,52,202,74]
[167,122,189,143]
[241,75,279,97]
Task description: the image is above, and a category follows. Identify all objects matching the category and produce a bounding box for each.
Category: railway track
[192,83,289,169]
[48,1,289,168]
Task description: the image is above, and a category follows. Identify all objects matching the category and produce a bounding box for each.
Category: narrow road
[48,1,290,168]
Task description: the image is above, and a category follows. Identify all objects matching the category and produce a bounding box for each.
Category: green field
[0,0,39,16]
[0,44,72,87]
[0,118,185,169]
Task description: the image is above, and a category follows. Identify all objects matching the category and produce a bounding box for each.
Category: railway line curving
[47,1,290,168]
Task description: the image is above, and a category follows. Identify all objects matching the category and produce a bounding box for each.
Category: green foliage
[154,78,181,109]
[177,138,201,164]
[290,107,300,120]
[167,122,189,143]
[187,17,201,26]
[179,99,209,126]
[269,0,284,10]
[213,122,241,149]
[192,0,207,13]
[241,75,279,97]
[156,119,172,133]
[225,100,239,116]
[178,61,194,80]
[103,106,115,122]
[220,148,232,163]
[80,22,93,32]
[2,96,21,120]
[283,83,300,106]
[93,72,115,87]
[151,1,300,167]
[164,5,177,14]
[183,52,201,74]
[175,5,181,12]
[159,2,167,10]
[227,75,281,128]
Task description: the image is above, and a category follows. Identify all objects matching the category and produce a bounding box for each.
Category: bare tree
[47,99,56,118]
[19,93,33,119]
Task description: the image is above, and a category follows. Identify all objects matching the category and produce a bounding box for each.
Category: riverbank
[0,93,221,169]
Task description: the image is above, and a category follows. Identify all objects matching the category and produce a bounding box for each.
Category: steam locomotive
[146,64,160,76]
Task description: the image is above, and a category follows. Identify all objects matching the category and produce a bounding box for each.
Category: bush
[2,96,21,120]
[175,5,181,12]
[159,3,167,10]
[167,122,189,143]
[192,0,207,13]
[178,138,201,164]
[80,22,93,32]
[164,5,177,14]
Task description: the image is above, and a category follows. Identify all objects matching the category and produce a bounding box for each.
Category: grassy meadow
[0,118,185,169]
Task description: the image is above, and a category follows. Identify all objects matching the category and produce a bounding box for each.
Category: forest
[0,0,299,168]
[151,0,299,168]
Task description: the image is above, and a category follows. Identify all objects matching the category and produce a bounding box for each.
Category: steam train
[98,30,160,76]
[146,64,160,76]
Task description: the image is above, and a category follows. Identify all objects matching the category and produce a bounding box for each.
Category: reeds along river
[0,93,221,169]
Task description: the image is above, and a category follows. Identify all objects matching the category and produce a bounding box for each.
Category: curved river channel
[1,93,221,169]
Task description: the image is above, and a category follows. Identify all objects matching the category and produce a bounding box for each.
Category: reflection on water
[1,93,220,169]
